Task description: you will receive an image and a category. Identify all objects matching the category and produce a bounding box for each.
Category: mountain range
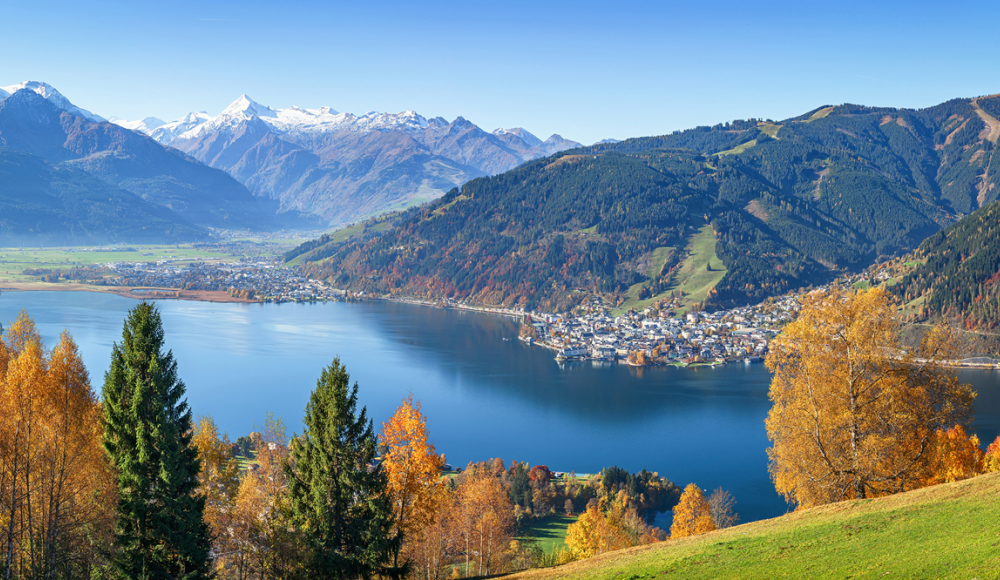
[289,93,1000,312]
[113,94,581,226]
[0,87,269,233]
[0,80,582,233]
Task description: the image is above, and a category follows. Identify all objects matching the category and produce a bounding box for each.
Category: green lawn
[509,472,1000,579]
[519,514,577,555]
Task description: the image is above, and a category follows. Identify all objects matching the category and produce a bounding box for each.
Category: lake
[2,290,999,526]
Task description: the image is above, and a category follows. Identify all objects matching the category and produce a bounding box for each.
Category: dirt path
[971,98,1000,143]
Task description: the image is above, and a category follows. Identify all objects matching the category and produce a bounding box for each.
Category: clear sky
[3,0,998,145]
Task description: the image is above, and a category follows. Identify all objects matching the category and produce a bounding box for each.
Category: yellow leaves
[565,496,652,559]
[984,436,1000,473]
[670,484,715,539]
[924,425,984,485]
[765,287,976,509]
[380,395,446,542]
[0,311,114,576]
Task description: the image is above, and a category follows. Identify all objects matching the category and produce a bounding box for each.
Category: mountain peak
[0,80,105,123]
[221,94,276,119]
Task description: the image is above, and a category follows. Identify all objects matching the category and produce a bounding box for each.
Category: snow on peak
[111,116,167,134]
[493,127,542,148]
[0,81,106,123]
[220,94,277,120]
[149,111,213,144]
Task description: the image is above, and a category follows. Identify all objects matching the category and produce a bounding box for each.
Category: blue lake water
[2,291,999,526]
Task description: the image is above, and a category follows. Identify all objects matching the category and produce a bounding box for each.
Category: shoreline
[0,282,255,304]
[6,284,1000,371]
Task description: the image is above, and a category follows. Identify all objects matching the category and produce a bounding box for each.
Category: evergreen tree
[285,358,403,579]
[101,302,212,580]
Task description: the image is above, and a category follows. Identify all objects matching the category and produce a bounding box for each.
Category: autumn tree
[984,435,1000,473]
[765,287,975,509]
[706,488,739,529]
[102,302,212,579]
[380,395,446,570]
[192,416,241,575]
[230,414,301,579]
[565,495,651,559]
[0,313,115,579]
[453,472,516,576]
[285,358,401,579]
[923,425,984,485]
[669,484,715,539]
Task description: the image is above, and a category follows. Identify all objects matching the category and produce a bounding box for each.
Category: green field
[0,245,237,283]
[616,226,726,315]
[519,514,577,556]
[509,471,1000,579]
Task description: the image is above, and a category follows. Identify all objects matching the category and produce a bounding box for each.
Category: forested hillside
[891,198,1000,330]
[292,94,1000,311]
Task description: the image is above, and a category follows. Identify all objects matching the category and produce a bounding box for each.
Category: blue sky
[3,0,998,144]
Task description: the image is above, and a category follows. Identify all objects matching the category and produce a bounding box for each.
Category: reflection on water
[2,292,998,524]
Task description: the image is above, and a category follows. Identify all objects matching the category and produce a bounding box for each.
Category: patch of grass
[757,122,782,138]
[802,106,836,123]
[508,472,1000,580]
[519,514,576,555]
[614,227,725,315]
[852,280,870,290]
[432,194,470,216]
[714,139,757,157]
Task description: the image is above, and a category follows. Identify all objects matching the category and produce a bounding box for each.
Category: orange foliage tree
[984,435,1000,473]
[379,395,446,569]
[0,312,115,578]
[669,484,715,539]
[765,288,975,509]
[924,425,984,485]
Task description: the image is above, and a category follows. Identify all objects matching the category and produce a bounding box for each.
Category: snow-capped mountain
[0,81,105,123]
[112,94,582,226]
[110,116,166,133]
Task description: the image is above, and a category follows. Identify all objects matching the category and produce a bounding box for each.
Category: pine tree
[101,302,211,580]
[285,358,403,580]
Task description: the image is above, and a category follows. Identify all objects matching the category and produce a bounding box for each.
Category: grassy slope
[509,472,1000,579]
[616,226,726,315]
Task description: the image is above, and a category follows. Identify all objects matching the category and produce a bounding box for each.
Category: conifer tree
[101,302,211,580]
[285,358,402,580]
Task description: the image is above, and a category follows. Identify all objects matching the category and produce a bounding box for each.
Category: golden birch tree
[379,395,446,569]
[1,313,114,579]
[669,484,715,539]
[766,287,976,509]
[453,472,516,577]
